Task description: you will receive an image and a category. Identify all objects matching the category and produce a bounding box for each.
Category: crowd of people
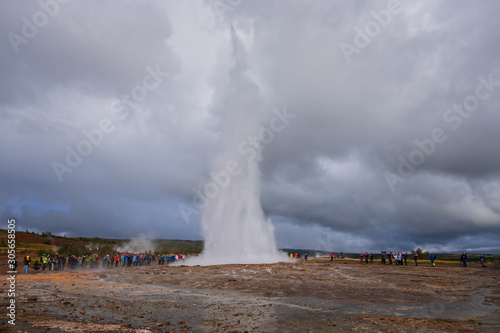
[356,251,488,267]
[20,253,187,274]
[359,252,375,263]
[359,251,431,266]
[17,251,489,274]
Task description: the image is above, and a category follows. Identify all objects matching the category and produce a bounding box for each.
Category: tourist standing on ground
[403,252,408,266]
[480,254,486,267]
[388,252,393,265]
[304,253,308,261]
[463,252,467,267]
[370,252,374,263]
[41,254,47,271]
[23,255,31,274]
[430,253,436,266]
[460,253,464,267]
[414,252,418,266]
[330,253,333,261]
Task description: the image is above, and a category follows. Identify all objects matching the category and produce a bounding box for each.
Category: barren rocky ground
[2,260,499,332]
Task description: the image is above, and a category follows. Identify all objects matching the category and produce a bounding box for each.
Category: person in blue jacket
[429,253,436,266]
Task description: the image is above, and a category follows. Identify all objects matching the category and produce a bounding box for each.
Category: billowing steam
[116,237,155,254]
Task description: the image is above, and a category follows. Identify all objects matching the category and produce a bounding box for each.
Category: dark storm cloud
[1,0,499,253]
[237,0,500,251]
[0,0,177,105]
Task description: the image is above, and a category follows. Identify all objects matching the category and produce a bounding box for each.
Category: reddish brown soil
[0,233,76,246]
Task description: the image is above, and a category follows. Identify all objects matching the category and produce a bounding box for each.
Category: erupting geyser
[187,27,290,265]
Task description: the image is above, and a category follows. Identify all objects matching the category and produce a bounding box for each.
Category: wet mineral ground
[2,260,500,332]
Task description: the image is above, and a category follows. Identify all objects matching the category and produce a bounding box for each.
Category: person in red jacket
[330,253,334,261]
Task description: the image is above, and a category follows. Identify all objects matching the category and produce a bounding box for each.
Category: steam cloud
[116,237,155,254]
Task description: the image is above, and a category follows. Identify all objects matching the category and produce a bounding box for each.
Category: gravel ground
[2,259,499,332]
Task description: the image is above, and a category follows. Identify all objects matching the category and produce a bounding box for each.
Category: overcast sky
[1,0,500,253]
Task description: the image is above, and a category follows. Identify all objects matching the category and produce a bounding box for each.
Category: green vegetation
[412,248,430,259]
[36,248,57,257]
[11,242,54,256]
[154,239,203,255]
[57,243,90,256]
[410,249,500,264]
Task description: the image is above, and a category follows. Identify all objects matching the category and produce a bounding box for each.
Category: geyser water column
[194,27,289,265]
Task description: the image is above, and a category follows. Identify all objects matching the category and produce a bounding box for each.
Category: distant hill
[0,228,78,246]
[0,229,203,256]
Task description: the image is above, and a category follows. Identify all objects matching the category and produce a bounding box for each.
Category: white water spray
[186,27,290,265]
